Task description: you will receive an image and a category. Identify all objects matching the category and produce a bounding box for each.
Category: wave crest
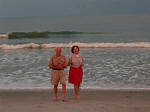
[0,42,150,50]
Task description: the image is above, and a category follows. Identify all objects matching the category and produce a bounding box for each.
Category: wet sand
[0,88,150,112]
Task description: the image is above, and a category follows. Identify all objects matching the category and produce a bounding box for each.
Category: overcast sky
[0,0,150,17]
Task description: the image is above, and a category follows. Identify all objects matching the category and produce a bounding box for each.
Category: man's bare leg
[54,85,58,101]
[62,84,66,101]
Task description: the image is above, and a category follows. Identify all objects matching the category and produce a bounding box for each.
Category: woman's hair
[71,45,80,53]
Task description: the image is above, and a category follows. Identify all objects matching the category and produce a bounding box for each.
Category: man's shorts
[51,69,66,85]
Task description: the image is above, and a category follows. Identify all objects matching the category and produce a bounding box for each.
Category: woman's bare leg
[74,84,80,99]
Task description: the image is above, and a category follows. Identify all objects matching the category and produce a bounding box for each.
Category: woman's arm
[67,56,72,66]
[81,55,84,67]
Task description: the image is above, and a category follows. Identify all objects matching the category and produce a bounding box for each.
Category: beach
[0,14,150,112]
[0,88,150,112]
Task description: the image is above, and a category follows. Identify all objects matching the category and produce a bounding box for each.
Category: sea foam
[0,42,150,50]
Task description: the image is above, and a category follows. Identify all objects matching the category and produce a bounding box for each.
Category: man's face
[56,48,61,56]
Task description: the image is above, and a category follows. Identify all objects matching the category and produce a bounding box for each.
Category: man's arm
[48,57,54,69]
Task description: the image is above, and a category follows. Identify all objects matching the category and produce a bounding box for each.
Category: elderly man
[49,47,67,101]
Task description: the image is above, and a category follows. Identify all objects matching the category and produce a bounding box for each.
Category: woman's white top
[69,53,84,68]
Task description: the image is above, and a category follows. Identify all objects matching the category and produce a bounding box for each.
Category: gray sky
[0,0,150,17]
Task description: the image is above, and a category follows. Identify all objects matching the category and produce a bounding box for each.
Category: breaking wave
[0,42,150,50]
[0,31,117,39]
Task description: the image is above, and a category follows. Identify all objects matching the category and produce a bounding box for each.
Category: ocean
[0,14,150,89]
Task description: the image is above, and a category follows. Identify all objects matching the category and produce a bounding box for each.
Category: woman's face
[73,47,79,54]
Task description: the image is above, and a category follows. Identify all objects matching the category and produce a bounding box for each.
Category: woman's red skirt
[68,67,83,85]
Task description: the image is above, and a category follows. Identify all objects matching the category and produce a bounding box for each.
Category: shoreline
[0,87,150,91]
[0,88,150,112]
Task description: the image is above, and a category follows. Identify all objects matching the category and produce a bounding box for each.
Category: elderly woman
[68,45,84,100]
